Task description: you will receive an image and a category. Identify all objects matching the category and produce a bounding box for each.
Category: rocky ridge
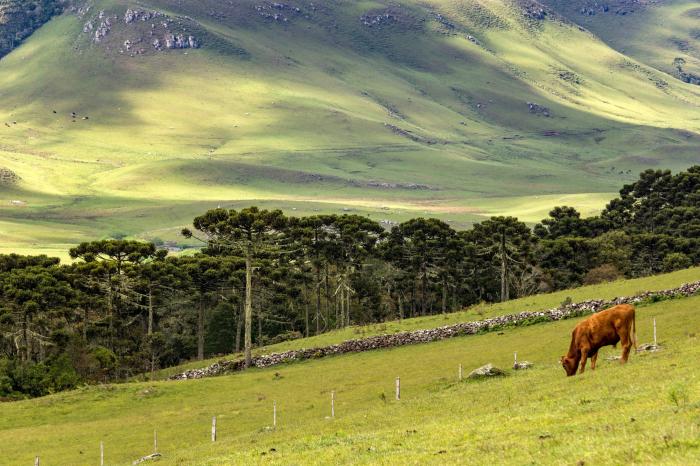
[77,5,200,55]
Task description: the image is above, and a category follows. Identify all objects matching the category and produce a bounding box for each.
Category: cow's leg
[578,349,589,374]
[621,339,632,364]
[590,352,598,370]
[619,328,632,364]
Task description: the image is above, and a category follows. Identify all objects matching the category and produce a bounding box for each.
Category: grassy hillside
[1,279,699,464]
[0,0,699,256]
[541,0,700,79]
[152,265,700,380]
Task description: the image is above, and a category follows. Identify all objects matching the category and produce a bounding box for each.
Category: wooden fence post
[395,376,400,401]
[331,391,335,418]
[212,416,217,442]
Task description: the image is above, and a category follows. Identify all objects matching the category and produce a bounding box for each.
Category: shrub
[583,264,622,285]
[662,253,692,273]
[668,383,689,408]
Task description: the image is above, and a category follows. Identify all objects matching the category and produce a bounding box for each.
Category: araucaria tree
[183,207,288,367]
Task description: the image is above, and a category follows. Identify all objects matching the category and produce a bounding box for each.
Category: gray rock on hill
[0,167,19,184]
[468,364,506,379]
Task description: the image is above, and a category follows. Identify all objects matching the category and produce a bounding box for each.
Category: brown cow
[560,304,637,376]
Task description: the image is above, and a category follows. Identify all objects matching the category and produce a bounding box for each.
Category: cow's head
[560,356,577,376]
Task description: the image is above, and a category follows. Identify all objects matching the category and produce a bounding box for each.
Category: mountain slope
[1,0,699,256]
[540,0,700,81]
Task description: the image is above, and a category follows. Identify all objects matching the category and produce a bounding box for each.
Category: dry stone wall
[170,280,700,380]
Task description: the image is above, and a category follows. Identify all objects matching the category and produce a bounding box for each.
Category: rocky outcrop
[384,123,440,145]
[677,71,700,86]
[169,280,700,381]
[361,11,398,28]
[163,33,198,50]
[527,102,550,116]
[0,167,19,184]
[468,364,506,379]
[254,2,304,22]
[78,7,200,52]
[124,8,162,24]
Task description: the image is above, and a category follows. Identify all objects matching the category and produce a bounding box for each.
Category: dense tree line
[1,166,699,398]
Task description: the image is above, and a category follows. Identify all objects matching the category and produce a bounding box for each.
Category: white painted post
[273,401,277,428]
[154,429,158,454]
[100,441,104,466]
[212,416,217,442]
[458,364,463,381]
[653,318,657,346]
[514,352,517,367]
[34,457,39,466]
[331,391,335,418]
[395,376,401,401]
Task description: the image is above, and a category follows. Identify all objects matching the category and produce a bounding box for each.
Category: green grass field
[1,0,700,256]
[1,269,699,465]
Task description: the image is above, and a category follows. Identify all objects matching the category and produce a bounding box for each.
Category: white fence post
[273,401,277,428]
[653,318,657,346]
[100,441,104,466]
[458,364,463,381]
[154,429,158,454]
[331,391,335,418]
[212,416,217,442]
[395,376,401,401]
[34,457,39,466]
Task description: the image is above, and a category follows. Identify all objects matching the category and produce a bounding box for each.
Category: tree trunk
[315,266,321,335]
[21,314,29,362]
[244,245,253,367]
[346,286,351,327]
[338,286,344,329]
[442,277,447,314]
[421,267,427,316]
[147,286,154,336]
[500,231,509,302]
[398,293,404,320]
[107,279,114,351]
[235,301,243,353]
[197,299,204,361]
[83,307,88,342]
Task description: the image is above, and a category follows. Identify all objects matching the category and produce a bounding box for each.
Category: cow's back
[578,304,635,351]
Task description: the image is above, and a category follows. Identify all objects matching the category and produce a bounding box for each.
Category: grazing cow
[561,304,637,376]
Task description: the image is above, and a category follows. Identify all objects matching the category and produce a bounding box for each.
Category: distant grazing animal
[561,304,637,376]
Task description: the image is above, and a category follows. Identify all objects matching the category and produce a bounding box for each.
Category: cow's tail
[632,307,638,353]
